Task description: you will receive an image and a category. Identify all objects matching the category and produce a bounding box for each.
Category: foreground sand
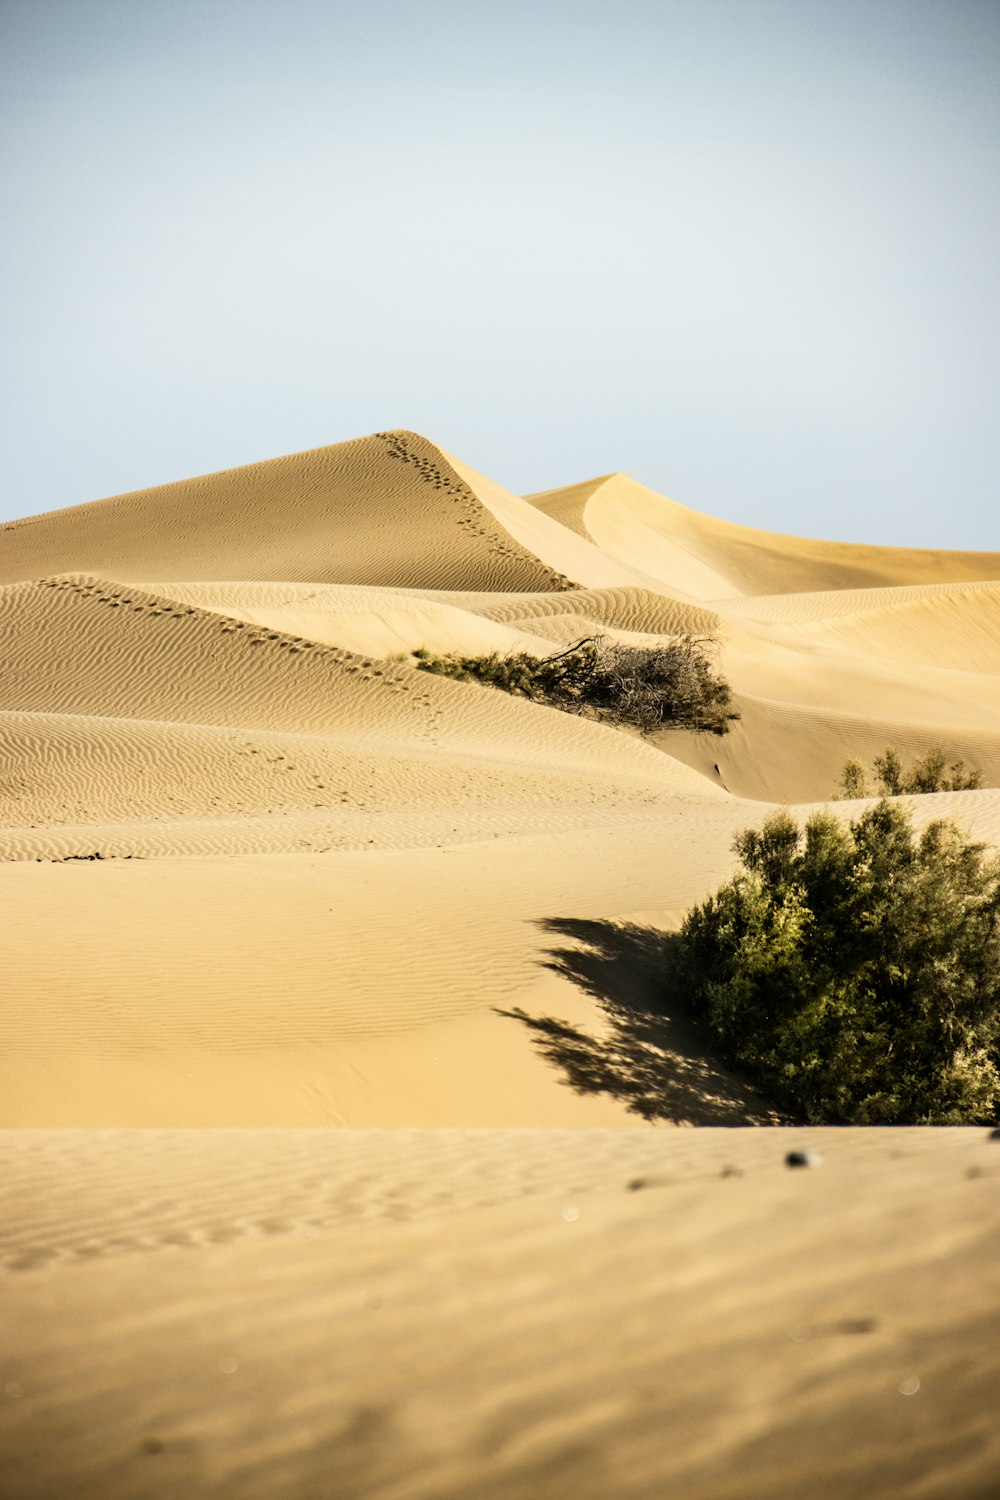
[3,1127,1000,1500]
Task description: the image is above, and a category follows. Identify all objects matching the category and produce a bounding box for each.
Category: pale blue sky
[2,0,997,548]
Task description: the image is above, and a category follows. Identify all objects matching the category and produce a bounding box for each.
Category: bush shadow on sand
[497,918,779,1125]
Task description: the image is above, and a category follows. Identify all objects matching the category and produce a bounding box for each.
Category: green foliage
[411,635,739,735]
[839,758,868,799]
[836,746,983,798]
[664,800,1000,1123]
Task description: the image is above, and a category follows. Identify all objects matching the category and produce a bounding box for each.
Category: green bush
[412,634,739,735]
[838,746,983,799]
[664,800,1000,1123]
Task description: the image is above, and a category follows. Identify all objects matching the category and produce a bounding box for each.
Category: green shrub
[664,800,1000,1123]
[412,634,739,735]
[837,746,983,799]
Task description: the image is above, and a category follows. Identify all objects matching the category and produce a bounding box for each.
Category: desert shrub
[663,800,1000,1123]
[412,635,739,735]
[837,746,983,799]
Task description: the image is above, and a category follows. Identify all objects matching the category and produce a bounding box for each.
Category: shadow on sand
[498,918,776,1125]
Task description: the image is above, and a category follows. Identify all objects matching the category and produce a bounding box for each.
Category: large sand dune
[1,429,998,1122]
[2,430,999,1495]
[529,471,1000,597]
[0,432,575,592]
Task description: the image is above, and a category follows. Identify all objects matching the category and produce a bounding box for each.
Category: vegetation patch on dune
[665,800,1000,1124]
[411,635,739,735]
[837,746,983,799]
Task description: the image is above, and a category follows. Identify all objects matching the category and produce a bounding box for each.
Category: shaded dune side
[529,473,1000,599]
[0,432,572,593]
[665,696,1000,803]
[442,450,676,595]
[706,581,1000,796]
[522,475,599,537]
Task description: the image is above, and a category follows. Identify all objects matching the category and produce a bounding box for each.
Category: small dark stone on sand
[142,1438,165,1455]
[785,1149,822,1169]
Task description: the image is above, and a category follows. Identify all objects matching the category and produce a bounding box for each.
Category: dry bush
[413,634,739,735]
[665,800,1000,1123]
[838,746,983,799]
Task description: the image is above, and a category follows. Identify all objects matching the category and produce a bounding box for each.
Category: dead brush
[413,634,739,735]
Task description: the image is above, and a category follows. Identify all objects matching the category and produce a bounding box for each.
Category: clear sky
[2,0,997,548]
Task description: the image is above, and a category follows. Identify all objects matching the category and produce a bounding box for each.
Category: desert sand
[4,1126,1000,1500]
[2,429,999,1495]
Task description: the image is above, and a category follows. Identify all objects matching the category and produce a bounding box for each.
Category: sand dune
[0,431,572,592]
[529,471,1000,598]
[1,430,998,1122]
[3,430,1000,1496]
